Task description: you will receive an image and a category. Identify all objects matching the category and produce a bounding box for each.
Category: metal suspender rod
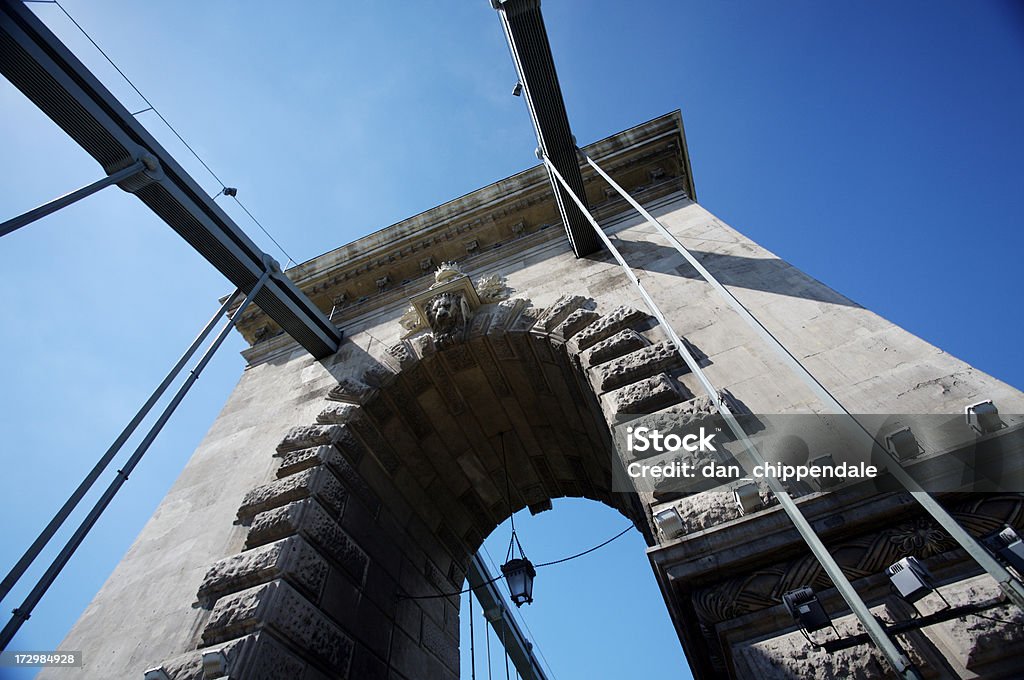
[583,152,1024,610]
[470,591,477,680]
[0,271,270,650]
[0,288,241,603]
[0,286,241,602]
[0,160,147,238]
[541,155,920,680]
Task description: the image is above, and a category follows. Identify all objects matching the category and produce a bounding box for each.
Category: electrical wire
[228,195,297,269]
[45,1,298,269]
[964,611,1020,625]
[397,523,633,601]
[398,572,504,600]
[533,526,632,568]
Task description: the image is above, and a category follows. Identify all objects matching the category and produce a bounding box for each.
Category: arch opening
[190,289,698,680]
[458,499,681,679]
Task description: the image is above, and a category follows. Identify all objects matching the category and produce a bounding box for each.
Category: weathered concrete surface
[42,111,1024,679]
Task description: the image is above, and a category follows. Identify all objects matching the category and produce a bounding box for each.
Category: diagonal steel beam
[0,0,341,358]
[492,0,600,257]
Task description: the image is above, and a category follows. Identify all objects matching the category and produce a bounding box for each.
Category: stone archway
[157,271,696,679]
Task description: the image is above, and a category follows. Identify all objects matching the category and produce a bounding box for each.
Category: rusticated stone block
[487,298,528,335]
[316,402,354,424]
[148,651,202,680]
[324,455,379,516]
[383,340,416,372]
[508,307,540,334]
[203,580,354,674]
[421,610,459,672]
[575,305,647,350]
[327,376,375,404]
[217,632,313,680]
[150,632,321,680]
[537,294,588,331]
[333,422,367,463]
[238,466,347,521]
[198,535,328,604]
[362,362,397,389]
[552,308,600,340]
[276,442,380,515]
[247,498,369,583]
[348,643,389,680]
[607,373,682,414]
[276,423,345,454]
[593,341,684,391]
[583,328,647,366]
[276,445,336,478]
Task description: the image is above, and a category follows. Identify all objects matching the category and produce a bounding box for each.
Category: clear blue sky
[1,2,1022,678]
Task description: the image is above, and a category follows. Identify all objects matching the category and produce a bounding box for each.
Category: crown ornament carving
[433,261,464,286]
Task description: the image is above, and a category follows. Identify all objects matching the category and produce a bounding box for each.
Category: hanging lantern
[500,557,536,607]
[499,431,536,607]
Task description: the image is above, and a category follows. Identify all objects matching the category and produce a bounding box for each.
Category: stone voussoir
[197,535,329,605]
[583,328,648,367]
[210,632,318,680]
[145,650,202,680]
[536,294,589,332]
[237,466,348,521]
[276,423,346,454]
[276,444,338,478]
[607,373,683,414]
[575,305,648,350]
[552,308,600,341]
[593,340,685,392]
[326,376,376,405]
[316,402,355,424]
[246,498,369,584]
[202,580,354,674]
[276,441,380,515]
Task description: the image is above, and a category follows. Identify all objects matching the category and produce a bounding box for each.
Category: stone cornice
[233,110,696,352]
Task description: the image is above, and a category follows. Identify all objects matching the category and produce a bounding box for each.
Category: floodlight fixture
[653,506,684,540]
[983,525,1024,574]
[734,480,762,515]
[512,82,523,96]
[965,400,1002,434]
[783,586,832,633]
[885,426,922,461]
[809,454,840,489]
[886,556,947,607]
[143,668,171,680]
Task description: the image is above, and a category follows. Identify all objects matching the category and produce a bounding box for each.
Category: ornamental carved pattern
[692,494,1024,625]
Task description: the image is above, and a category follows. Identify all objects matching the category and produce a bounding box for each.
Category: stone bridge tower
[42,112,1024,679]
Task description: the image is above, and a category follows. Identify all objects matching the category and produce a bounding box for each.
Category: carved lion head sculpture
[425,292,464,339]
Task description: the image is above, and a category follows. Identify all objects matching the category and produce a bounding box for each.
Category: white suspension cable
[542,154,920,680]
[582,152,1024,610]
